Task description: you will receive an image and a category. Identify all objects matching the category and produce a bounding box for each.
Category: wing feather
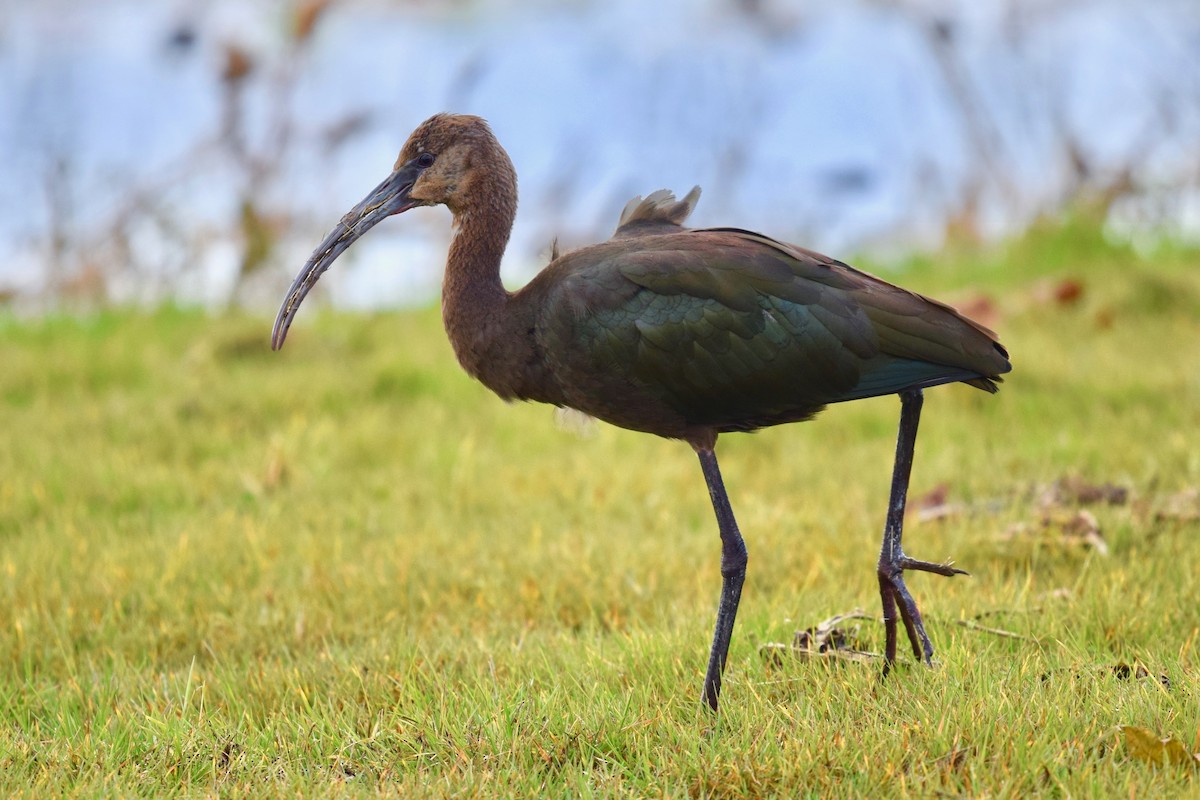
[533,227,1010,434]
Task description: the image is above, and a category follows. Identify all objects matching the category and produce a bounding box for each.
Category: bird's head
[271,113,514,350]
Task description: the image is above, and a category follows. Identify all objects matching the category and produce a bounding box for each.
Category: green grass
[1,223,1199,796]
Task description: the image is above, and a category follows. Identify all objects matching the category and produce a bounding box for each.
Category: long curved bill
[271,164,421,350]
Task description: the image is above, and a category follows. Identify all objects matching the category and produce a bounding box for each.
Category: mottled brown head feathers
[396,113,516,216]
[396,113,491,165]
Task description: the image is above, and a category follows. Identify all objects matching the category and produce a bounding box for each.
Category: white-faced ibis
[272,113,1011,712]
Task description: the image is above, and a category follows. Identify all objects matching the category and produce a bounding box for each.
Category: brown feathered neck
[437,119,519,384]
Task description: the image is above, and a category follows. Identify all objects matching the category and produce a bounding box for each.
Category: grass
[1,219,1198,796]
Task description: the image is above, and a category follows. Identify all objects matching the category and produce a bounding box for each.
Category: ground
[0,217,1198,796]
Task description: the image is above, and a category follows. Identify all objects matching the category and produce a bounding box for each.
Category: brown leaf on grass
[1039,475,1129,508]
[760,609,881,666]
[1002,509,1108,555]
[1120,726,1199,769]
[917,482,951,509]
[912,483,1008,523]
[1030,277,1085,308]
[1063,475,1128,506]
[1053,278,1084,306]
[914,482,965,522]
[1057,509,1108,555]
[1156,488,1200,522]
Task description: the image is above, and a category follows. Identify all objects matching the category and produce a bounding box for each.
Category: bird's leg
[696,447,748,712]
[877,389,967,673]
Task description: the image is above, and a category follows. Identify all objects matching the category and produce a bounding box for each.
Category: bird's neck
[441,180,519,390]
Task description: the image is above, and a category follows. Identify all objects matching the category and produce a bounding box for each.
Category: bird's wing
[536,229,1009,431]
[536,233,899,430]
[702,227,1010,386]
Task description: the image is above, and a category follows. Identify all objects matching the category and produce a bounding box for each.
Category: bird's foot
[877,553,967,674]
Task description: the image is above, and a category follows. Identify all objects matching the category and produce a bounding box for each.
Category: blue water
[1,0,1196,306]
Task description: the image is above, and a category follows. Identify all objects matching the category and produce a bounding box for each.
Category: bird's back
[518,192,1010,440]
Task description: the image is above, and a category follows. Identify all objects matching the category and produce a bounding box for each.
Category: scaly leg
[697,447,748,712]
[877,389,967,672]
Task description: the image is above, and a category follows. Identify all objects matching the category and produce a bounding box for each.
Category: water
[1,0,1196,306]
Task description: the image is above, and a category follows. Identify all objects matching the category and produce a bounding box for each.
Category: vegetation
[1,222,1198,796]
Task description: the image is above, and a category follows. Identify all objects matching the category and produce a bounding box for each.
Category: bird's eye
[416,152,435,168]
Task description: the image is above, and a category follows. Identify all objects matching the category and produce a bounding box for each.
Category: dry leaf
[1057,509,1108,555]
[1121,726,1199,769]
[911,483,1007,523]
[917,483,951,510]
[1053,278,1084,306]
[1030,277,1085,308]
[1060,475,1128,506]
[761,609,881,666]
[1038,475,1128,508]
[914,482,967,522]
[1156,488,1200,522]
[1003,509,1108,555]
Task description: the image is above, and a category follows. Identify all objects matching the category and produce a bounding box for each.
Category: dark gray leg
[877,389,967,672]
[697,447,748,712]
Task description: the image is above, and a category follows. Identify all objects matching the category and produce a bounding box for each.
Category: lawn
[1,218,1198,796]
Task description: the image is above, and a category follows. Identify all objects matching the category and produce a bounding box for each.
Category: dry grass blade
[954,619,1034,642]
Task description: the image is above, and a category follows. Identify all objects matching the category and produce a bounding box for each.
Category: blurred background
[2,0,1198,312]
